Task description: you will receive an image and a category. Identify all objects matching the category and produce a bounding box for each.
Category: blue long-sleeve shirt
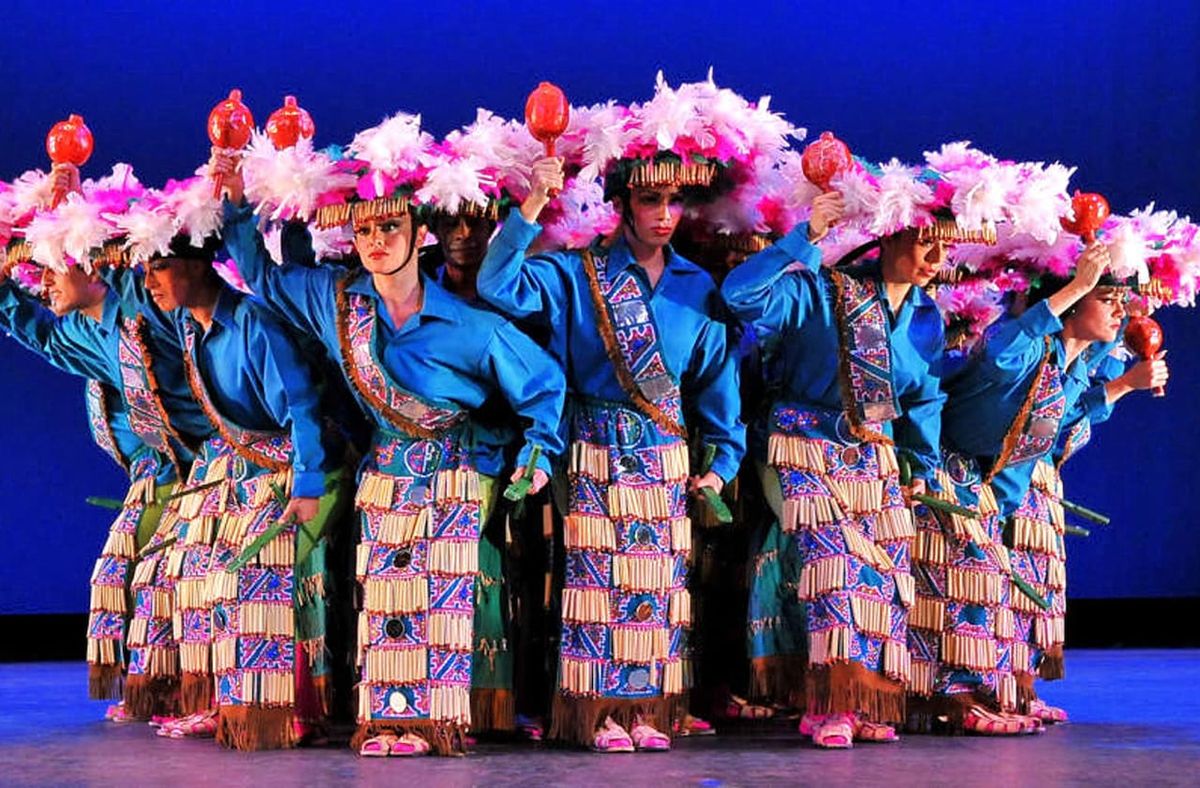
[220,202,565,477]
[178,285,335,497]
[721,222,945,480]
[942,300,1091,514]
[0,283,147,472]
[0,279,205,479]
[477,212,746,482]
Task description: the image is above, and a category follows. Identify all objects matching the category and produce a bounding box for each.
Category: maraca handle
[50,186,67,209]
[1152,385,1165,398]
[543,139,559,198]
[212,173,225,200]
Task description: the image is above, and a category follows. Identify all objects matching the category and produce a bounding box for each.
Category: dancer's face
[881,229,950,287]
[41,266,102,316]
[353,214,426,276]
[431,214,494,270]
[1065,287,1127,343]
[144,258,210,311]
[618,185,685,250]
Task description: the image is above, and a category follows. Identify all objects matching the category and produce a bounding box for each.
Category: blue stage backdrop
[1,0,1197,613]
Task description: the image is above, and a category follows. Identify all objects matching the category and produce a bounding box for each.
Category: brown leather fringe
[829,271,896,446]
[581,250,685,439]
[216,705,297,751]
[470,688,516,733]
[905,690,996,734]
[124,674,181,719]
[350,720,469,757]
[180,672,214,715]
[1015,671,1037,712]
[88,663,125,701]
[987,338,1052,483]
[1038,644,1065,681]
[804,661,905,723]
[548,694,674,748]
[748,654,807,709]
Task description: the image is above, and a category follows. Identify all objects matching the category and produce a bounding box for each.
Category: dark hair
[167,233,223,264]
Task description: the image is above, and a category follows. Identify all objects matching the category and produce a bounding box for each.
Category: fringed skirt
[551,399,693,747]
[1009,459,1067,694]
[906,453,1018,729]
[470,494,514,734]
[762,404,914,723]
[86,453,171,702]
[352,429,486,756]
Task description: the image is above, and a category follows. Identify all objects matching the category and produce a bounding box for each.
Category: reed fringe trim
[994,606,1016,640]
[627,159,717,189]
[612,554,674,592]
[561,588,611,624]
[364,577,429,614]
[767,433,827,471]
[910,597,946,632]
[363,649,428,683]
[849,596,893,639]
[581,249,685,439]
[569,442,610,482]
[316,195,411,230]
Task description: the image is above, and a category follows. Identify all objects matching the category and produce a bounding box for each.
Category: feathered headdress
[111,169,224,267]
[312,111,436,229]
[241,131,357,224]
[418,109,534,220]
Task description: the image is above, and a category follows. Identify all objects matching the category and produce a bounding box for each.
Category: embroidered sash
[85,379,129,472]
[181,321,293,472]
[335,277,468,440]
[987,338,1065,481]
[581,249,685,437]
[118,315,183,471]
[1056,418,1091,468]
[830,270,900,444]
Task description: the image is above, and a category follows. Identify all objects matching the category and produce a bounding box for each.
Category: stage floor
[1,649,1197,786]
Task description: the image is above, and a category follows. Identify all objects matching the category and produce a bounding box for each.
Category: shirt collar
[345,270,461,324]
[603,233,690,279]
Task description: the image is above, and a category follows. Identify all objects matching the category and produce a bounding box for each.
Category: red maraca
[525,82,569,198]
[266,95,315,151]
[1060,191,1111,244]
[801,131,852,192]
[46,114,94,208]
[1125,315,1166,397]
[207,89,255,198]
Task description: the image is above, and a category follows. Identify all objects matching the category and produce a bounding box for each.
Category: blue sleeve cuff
[292,470,327,499]
[710,452,742,485]
[222,196,253,223]
[774,222,823,270]
[516,443,554,475]
[498,211,542,250]
[1018,299,1063,338]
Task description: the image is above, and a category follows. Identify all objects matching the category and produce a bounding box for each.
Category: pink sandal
[388,733,432,757]
[673,714,716,737]
[852,715,899,743]
[963,707,1025,736]
[158,711,217,739]
[105,703,135,724]
[812,714,854,749]
[359,733,398,758]
[591,717,634,753]
[516,714,544,742]
[1027,699,1069,724]
[630,721,671,752]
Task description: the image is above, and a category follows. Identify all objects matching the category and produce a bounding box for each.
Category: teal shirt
[0,280,199,481]
[721,222,945,480]
[942,300,1092,514]
[477,212,745,482]
[219,202,566,477]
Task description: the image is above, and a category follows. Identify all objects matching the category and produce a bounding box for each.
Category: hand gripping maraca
[46,114,94,208]
[1125,315,1166,397]
[525,82,569,198]
[208,89,255,198]
[801,131,852,192]
[1060,191,1111,244]
[266,95,315,151]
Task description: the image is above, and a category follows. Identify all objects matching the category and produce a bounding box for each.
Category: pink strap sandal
[591,717,635,753]
[359,733,399,758]
[851,715,899,743]
[389,733,432,757]
[673,714,716,737]
[161,710,217,739]
[799,713,827,736]
[812,714,854,749]
[105,703,135,724]
[963,707,1025,736]
[515,714,544,742]
[630,721,671,752]
[1027,699,1069,724]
